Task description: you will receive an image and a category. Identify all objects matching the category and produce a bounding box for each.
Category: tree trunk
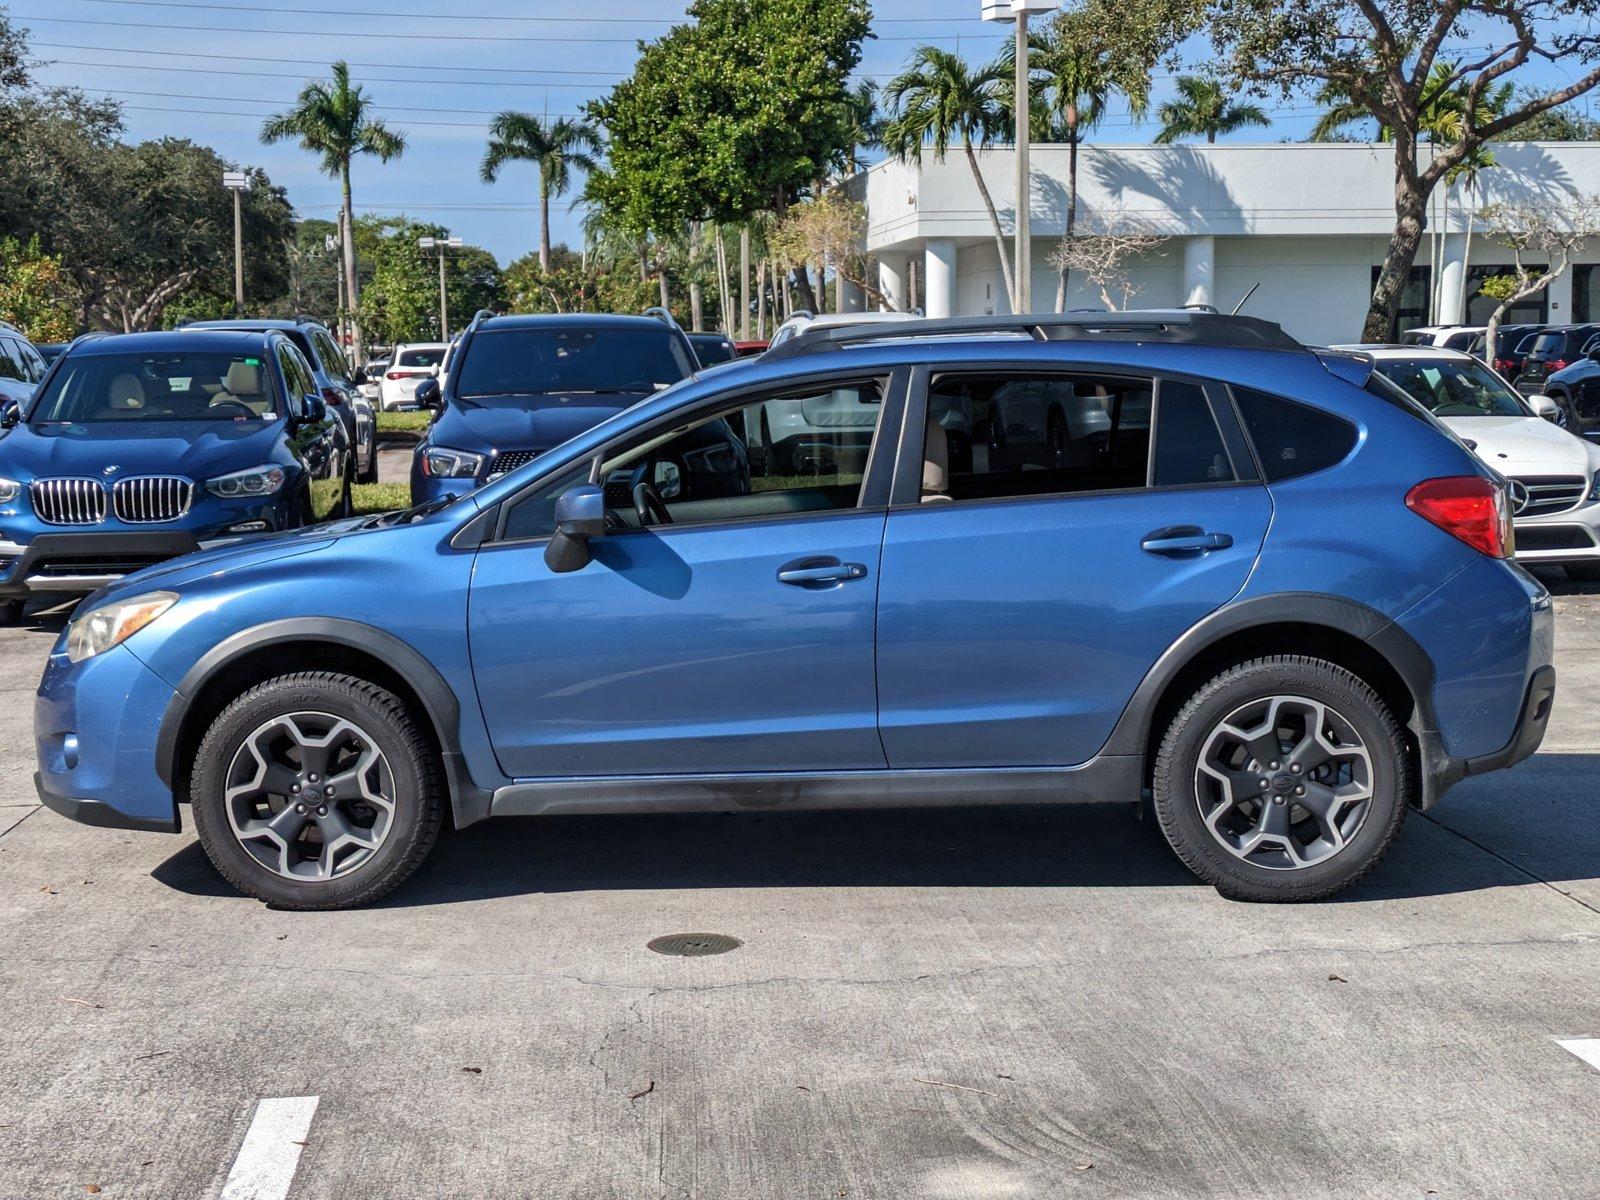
[1362,150,1428,343]
[793,263,818,314]
[713,225,732,332]
[1460,184,1477,329]
[339,168,365,365]
[1057,118,1081,312]
[739,226,751,340]
[756,258,768,338]
[658,261,670,310]
[964,137,1015,311]
[689,221,704,331]
[539,179,552,274]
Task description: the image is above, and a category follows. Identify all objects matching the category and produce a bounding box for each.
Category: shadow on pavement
[150,753,1600,907]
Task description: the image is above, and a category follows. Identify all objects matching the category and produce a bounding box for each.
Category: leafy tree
[503,245,659,317]
[284,218,342,322]
[770,192,894,310]
[353,217,503,346]
[0,235,77,341]
[1491,90,1600,141]
[883,47,1017,308]
[480,114,601,273]
[1476,194,1600,353]
[0,9,29,93]
[1208,0,1600,342]
[1155,75,1269,143]
[261,62,406,360]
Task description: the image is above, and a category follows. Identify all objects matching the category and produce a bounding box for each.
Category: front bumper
[36,774,177,832]
[0,530,261,598]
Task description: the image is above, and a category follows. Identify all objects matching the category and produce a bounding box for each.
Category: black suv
[1512,324,1600,396]
[183,318,377,482]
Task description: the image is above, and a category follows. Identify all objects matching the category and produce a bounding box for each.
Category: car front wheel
[1152,655,1410,901]
[189,672,445,908]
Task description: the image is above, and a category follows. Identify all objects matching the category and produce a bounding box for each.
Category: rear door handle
[1141,526,1234,557]
[777,557,869,588]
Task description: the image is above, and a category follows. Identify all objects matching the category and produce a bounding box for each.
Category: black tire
[189,672,445,909]
[359,434,379,484]
[339,457,355,518]
[1564,561,1600,582]
[0,599,23,625]
[1152,655,1411,902]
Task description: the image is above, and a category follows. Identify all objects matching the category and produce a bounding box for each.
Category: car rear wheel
[1152,655,1410,902]
[189,672,445,908]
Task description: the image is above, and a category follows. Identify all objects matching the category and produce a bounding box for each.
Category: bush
[351,482,411,515]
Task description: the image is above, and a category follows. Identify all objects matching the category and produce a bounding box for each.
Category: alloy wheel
[223,711,395,881]
[1194,694,1374,871]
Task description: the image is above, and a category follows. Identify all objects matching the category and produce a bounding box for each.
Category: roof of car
[777,311,921,330]
[477,313,684,333]
[1328,343,1477,362]
[66,329,274,356]
[183,318,326,332]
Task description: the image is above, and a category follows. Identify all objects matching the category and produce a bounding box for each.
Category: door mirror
[300,394,328,424]
[1588,346,1600,363]
[415,377,442,410]
[1528,393,1561,422]
[544,483,606,573]
[351,365,369,384]
[0,397,19,429]
[652,459,682,500]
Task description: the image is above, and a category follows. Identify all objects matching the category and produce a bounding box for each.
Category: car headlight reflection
[66,591,177,663]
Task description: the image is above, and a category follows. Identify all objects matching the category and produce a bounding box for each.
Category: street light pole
[222,171,250,316]
[418,235,464,340]
[982,0,1057,315]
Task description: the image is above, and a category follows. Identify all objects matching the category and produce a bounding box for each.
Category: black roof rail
[465,308,497,332]
[764,309,1307,361]
[641,305,680,330]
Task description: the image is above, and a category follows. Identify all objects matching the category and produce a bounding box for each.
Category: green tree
[1155,75,1269,143]
[883,47,1017,308]
[1208,0,1600,342]
[1491,90,1600,141]
[481,114,601,274]
[503,245,659,317]
[261,62,406,360]
[0,235,77,341]
[353,217,503,347]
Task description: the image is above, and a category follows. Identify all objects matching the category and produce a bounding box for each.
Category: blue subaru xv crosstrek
[0,330,352,623]
[36,312,1555,908]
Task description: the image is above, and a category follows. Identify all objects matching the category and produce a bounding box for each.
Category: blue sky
[12,0,1593,264]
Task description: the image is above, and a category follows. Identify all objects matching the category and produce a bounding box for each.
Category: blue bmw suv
[0,330,352,622]
[36,313,1554,908]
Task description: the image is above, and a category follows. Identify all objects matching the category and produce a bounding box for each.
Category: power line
[72,0,977,23]
[32,40,629,76]
[81,85,584,116]
[12,13,1007,43]
[40,57,610,88]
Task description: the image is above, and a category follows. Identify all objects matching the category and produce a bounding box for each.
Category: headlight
[0,477,19,502]
[422,446,484,478]
[206,464,286,498]
[66,591,177,663]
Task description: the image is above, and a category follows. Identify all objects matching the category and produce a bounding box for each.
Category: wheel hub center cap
[1271,773,1294,793]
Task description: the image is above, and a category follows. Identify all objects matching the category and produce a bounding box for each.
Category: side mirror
[414,377,442,410]
[351,365,368,384]
[544,483,606,573]
[1528,394,1561,422]
[1588,347,1600,363]
[0,398,19,429]
[301,394,328,424]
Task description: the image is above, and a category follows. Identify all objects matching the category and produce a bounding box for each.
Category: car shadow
[149,752,1600,908]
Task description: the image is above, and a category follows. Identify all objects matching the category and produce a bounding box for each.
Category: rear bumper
[1418,665,1555,806]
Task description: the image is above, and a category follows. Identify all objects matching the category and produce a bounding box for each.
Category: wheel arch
[155,618,492,829]
[1103,594,1437,801]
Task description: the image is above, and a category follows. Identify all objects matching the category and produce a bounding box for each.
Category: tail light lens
[1550,359,1569,371]
[1494,357,1514,372]
[321,386,344,407]
[386,370,405,380]
[1406,476,1514,558]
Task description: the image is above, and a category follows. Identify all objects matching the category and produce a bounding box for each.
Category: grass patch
[377,411,431,434]
[352,482,411,515]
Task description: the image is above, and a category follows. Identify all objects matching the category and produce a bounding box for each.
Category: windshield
[454,327,694,398]
[28,352,281,422]
[396,347,447,369]
[1373,358,1528,418]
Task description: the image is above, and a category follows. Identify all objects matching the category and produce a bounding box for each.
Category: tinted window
[396,346,447,369]
[924,372,1153,503]
[456,327,693,398]
[277,343,316,401]
[1531,333,1564,355]
[1373,358,1526,418]
[1233,387,1357,481]
[1153,381,1234,486]
[30,351,282,421]
[690,334,737,366]
[0,338,24,382]
[1442,331,1477,351]
[312,330,351,381]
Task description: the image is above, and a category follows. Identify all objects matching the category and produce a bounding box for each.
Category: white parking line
[218,1096,320,1200]
[1556,1038,1600,1072]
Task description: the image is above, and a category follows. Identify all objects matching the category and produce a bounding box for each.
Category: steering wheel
[207,398,257,418]
[633,481,674,527]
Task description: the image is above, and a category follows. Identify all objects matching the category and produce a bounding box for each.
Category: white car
[380,342,449,410]
[358,357,388,406]
[767,309,922,348]
[1349,345,1600,581]
[1398,325,1485,352]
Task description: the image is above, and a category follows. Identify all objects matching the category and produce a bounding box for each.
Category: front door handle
[1141,526,1234,558]
[777,556,869,588]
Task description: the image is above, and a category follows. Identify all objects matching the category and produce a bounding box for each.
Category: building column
[877,254,907,313]
[1437,233,1468,325]
[924,238,957,319]
[1182,235,1215,308]
[839,277,864,313]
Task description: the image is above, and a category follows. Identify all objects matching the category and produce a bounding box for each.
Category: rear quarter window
[1232,387,1359,482]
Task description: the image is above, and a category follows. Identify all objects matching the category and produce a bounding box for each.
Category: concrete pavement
[0,579,1596,1198]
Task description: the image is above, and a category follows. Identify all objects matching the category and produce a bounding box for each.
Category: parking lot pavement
[1,579,1597,1199]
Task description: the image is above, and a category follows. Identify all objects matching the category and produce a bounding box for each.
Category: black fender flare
[1099,590,1439,761]
[154,617,493,827]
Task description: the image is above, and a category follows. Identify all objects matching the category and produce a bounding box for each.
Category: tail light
[321,386,344,407]
[1494,357,1515,373]
[1406,476,1514,558]
[1550,359,1569,372]
[386,370,405,380]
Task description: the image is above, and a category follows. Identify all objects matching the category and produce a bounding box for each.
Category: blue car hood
[84,527,342,609]
[2,419,287,481]
[430,394,643,455]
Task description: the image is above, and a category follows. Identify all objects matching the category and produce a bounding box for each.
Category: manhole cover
[646,933,742,957]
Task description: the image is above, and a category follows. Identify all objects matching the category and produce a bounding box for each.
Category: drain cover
[647,932,742,957]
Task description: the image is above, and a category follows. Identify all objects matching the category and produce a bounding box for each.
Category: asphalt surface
[1,557,1597,1197]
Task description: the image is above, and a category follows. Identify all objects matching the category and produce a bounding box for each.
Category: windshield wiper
[359,493,460,529]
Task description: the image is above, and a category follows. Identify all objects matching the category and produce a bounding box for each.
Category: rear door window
[1152,381,1235,486]
[1232,387,1358,481]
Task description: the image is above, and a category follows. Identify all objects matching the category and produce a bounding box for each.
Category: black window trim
[482,365,911,547]
[888,360,1260,511]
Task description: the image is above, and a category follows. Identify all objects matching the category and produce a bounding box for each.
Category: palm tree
[1155,76,1269,144]
[481,114,601,273]
[261,61,405,362]
[883,46,1016,309]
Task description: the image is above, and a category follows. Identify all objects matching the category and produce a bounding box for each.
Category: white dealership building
[854,141,1600,344]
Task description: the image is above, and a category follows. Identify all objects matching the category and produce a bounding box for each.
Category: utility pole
[418,235,463,340]
[982,0,1058,315]
[223,171,250,316]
